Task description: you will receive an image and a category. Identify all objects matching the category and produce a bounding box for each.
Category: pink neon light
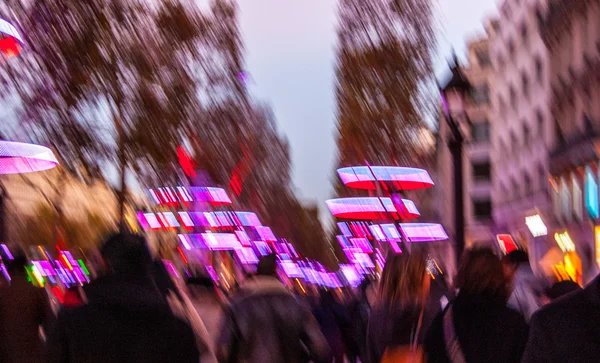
[190,187,232,206]
[0,141,58,174]
[279,261,303,278]
[398,223,449,242]
[178,235,192,250]
[201,233,242,250]
[254,226,276,241]
[326,197,420,220]
[369,225,386,241]
[235,230,252,247]
[337,166,434,191]
[1,244,13,260]
[254,241,272,256]
[350,237,373,253]
[340,265,362,286]
[235,247,259,264]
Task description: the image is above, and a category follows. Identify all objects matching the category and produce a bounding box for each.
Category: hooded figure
[44,233,199,363]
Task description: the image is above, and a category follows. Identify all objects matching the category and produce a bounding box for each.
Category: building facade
[540,0,600,283]
[437,31,496,253]
[489,0,554,269]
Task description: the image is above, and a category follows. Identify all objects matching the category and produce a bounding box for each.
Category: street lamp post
[441,56,472,265]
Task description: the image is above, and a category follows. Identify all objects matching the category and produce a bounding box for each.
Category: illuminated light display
[326,197,420,220]
[1,244,13,260]
[0,141,58,174]
[189,187,232,206]
[496,234,518,254]
[585,166,599,219]
[554,231,576,252]
[279,261,304,278]
[336,235,352,248]
[0,18,23,58]
[235,230,252,247]
[178,235,192,250]
[398,223,449,242]
[235,247,259,264]
[525,214,548,237]
[201,233,242,250]
[350,237,373,253]
[389,240,402,253]
[337,166,434,190]
[340,264,362,286]
[254,241,272,256]
[254,226,277,241]
[369,225,386,241]
[337,222,353,237]
[379,224,402,240]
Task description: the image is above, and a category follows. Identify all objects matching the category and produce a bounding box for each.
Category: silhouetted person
[503,250,546,322]
[312,289,352,363]
[217,254,331,363]
[45,233,199,363]
[541,280,581,306]
[522,275,600,362]
[0,254,51,363]
[367,252,431,363]
[425,248,528,363]
[346,280,374,363]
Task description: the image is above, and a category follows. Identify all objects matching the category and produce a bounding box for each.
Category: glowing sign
[350,238,373,253]
[201,233,242,250]
[326,197,420,220]
[177,146,196,178]
[496,234,518,254]
[399,223,449,242]
[235,230,252,247]
[595,226,600,268]
[369,225,386,241]
[525,214,548,237]
[254,226,277,241]
[554,231,575,252]
[0,141,58,174]
[337,166,434,190]
[190,187,232,206]
[340,265,362,286]
[585,166,599,219]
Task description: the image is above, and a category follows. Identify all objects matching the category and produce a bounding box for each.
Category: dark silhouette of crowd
[1,234,599,363]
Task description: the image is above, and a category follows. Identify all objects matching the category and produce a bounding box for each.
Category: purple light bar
[0,141,58,174]
[254,226,276,241]
[326,197,420,220]
[201,233,242,250]
[398,223,449,242]
[235,247,259,264]
[350,237,373,253]
[1,244,13,260]
[190,187,232,205]
[279,261,304,278]
[337,166,434,190]
[254,241,272,256]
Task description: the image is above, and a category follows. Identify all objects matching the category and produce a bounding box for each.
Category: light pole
[440,56,472,265]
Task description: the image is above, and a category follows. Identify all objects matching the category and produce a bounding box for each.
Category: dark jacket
[522,276,600,363]
[367,303,429,363]
[424,292,528,363]
[44,274,199,363]
[0,275,52,363]
[216,276,331,363]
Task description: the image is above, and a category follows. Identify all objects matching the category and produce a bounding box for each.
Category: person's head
[100,233,153,275]
[542,280,581,305]
[378,252,429,310]
[256,253,277,277]
[502,250,530,282]
[456,248,509,301]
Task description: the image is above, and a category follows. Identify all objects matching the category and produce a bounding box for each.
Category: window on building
[523,122,530,146]
[508,39,515,58]
[535,57,543,83]
[524,173,532,195]
[471,121,490,143]
[521,72,530,99]
[511,130,518,151]
[585,166,599,219]
[537,110,544,140]
[472,84,490,105]
[473,199,493,220]
[520,22,528,45]
[512,178,520,200]
[510,86,517,109]
[473,161,492,182]
[477,50,491,68]
[572,172,583,221]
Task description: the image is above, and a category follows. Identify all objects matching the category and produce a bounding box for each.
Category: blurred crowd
[0,233,597,363]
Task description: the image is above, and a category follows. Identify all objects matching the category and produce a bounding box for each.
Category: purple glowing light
[326,197,420,220]
[190,187,232,206]
[350,237,373,253]
[337,166,434,191]
[235,247,259,264]
[201,233,242,250]
[254,226,277,241]
[0,18,23,57]
[398,223,449,242]
[1,244,13,260]
[0,141,58,174]
[279,261,303,278]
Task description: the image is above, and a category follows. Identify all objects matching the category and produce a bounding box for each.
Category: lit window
[585,166,599,219]
[473,162,492,182]
[471,121,490,143]
[473,199,492,220]
[572,172,583,220]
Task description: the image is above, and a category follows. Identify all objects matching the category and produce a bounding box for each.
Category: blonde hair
[377,252,429,309]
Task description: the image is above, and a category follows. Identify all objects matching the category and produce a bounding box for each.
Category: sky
[238,0,498,221]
